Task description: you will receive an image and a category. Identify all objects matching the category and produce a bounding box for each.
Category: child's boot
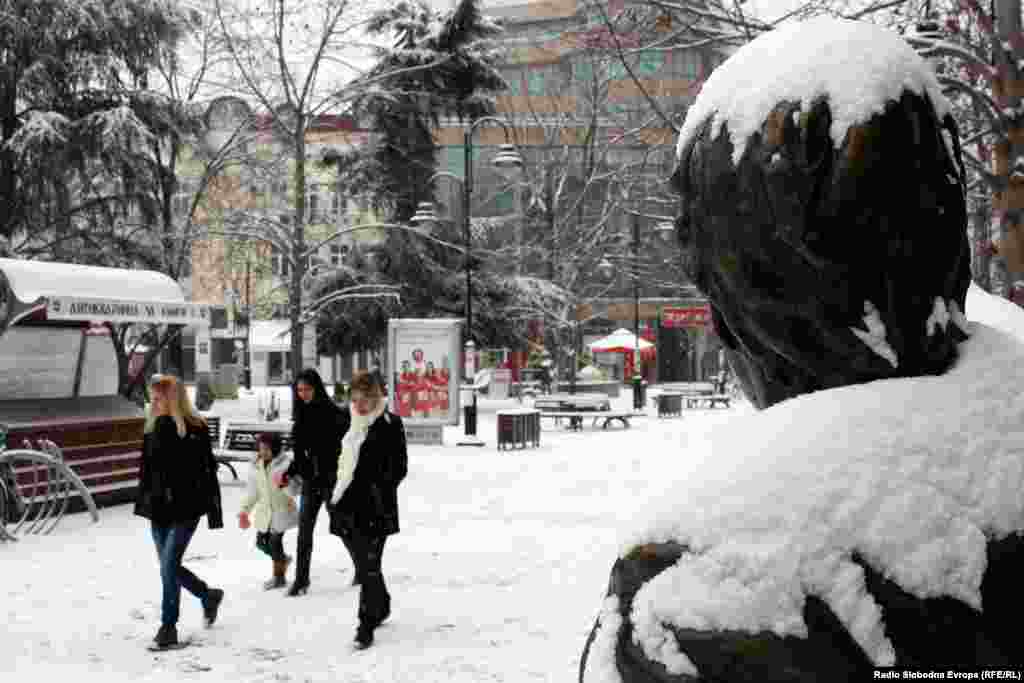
[264,560,287,590]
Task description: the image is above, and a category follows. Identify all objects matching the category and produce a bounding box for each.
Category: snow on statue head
[579,18,1024,683]
[671,17,971,409]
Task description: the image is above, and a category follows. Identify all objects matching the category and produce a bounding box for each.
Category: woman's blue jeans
[150,519,209,626]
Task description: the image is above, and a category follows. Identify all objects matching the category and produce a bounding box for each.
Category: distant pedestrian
[134,374,224,650]
[238,433,301,590]
[275,368,353,596]
[329,370,408,649]
[539,364,553,394]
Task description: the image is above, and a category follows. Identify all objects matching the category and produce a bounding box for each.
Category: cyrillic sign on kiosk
[46,296,211,326]
[663,305,711,327]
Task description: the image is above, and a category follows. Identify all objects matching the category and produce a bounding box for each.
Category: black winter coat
[329,411,407,538]
[134,416,224,529]
[286,400,351,492]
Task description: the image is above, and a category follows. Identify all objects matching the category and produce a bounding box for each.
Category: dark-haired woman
[276,368,351,596]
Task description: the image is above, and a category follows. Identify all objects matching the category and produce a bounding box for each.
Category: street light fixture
[410,116,524,446]
[597,211,647,411]
[655,221,676,244]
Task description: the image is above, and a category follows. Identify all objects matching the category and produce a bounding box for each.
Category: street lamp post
[411,116,523,446]
[631,212,642,410]
[597,218,678,411]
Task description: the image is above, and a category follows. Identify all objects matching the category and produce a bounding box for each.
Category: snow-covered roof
[676,17,952,166]
[0,258,184,304]
[607,286,1024,676]
[0,258,209,327]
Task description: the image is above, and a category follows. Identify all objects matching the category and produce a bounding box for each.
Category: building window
[172,179,197,217]
[271,245,290,277]
[308,189,321,223]
[573,60,595,84]
[671,50,700,80]
[331,188,341,216]
[329,243,349,267]
[525,63,564,97]
[502,68,525,96]
[635,50,664,77]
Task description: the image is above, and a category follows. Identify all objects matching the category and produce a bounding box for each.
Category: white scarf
[332,401,387,504]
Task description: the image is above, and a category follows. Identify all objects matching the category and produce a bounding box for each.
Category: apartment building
[431,0,739,381]
[183,95,378,384]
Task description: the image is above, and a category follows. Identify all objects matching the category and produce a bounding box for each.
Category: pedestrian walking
[329,370,408,649]
[134,374,224,650]
[238,432,301,590]
[275,368,353,596]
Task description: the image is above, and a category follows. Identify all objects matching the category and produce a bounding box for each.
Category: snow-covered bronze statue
[580,17,1024,682]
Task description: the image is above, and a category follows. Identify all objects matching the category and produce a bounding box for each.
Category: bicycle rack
[0,439,100,542]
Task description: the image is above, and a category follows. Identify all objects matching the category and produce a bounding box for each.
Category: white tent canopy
[588,328,655,353]
[0,257,209,328]
[250,320,291,352]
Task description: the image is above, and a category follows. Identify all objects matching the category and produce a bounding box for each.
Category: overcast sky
[427,0,807,23]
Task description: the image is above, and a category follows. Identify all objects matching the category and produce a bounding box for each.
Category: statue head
[671,18,972,409]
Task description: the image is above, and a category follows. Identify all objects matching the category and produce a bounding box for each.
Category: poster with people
[387,318,462,426]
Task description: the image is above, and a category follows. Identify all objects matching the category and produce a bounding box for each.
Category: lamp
[410,202,439,232]
[413,117,524,446]
[655,221,676,244]
[492,144,524,179]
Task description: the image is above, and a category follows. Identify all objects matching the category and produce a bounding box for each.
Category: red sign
[663,305,711,328]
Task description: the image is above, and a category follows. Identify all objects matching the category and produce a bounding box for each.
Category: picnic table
[659,382,715,396]
[533,393,611,412]
[684,394,732,409]
[537,411,642,430]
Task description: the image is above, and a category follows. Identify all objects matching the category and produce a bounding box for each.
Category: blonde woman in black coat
[134,374,224,650]
[329,370,408,649]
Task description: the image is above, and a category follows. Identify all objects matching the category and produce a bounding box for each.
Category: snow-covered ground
[8,285,1021,682]
[2,386,751,682]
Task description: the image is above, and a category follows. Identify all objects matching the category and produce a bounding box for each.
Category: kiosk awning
[0,258,210,328]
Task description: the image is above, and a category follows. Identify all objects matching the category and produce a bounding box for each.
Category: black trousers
[294,480,358,585]
[348,531,389,628]
[255,531,287,562]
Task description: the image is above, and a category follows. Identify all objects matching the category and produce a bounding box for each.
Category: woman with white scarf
[329,370,408,650]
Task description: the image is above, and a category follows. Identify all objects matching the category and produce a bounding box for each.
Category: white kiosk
[0,258,210,511]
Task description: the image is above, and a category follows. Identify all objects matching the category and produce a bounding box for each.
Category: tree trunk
[972,196,993,291]
[290,125,307,381]
[993,0,1024,294]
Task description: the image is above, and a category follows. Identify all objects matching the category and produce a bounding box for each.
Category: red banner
[663,305,711,328]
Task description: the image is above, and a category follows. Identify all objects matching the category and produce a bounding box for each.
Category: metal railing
[0,439,100,542]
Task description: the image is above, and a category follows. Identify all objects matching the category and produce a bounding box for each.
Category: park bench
[533,393,611,413]
[496,409,541,450]
[538,411,640,431]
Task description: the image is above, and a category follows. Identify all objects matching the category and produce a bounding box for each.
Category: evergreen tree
[0,0,186,244]
[319,0,531,354]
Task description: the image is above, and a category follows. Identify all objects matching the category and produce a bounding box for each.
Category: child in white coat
[238,433,301,590]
